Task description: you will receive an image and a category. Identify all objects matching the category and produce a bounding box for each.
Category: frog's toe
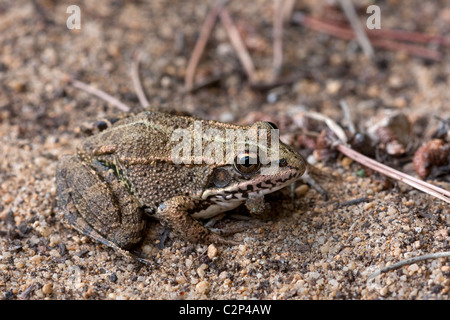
[209,226,247,236]
[206,232,240,246]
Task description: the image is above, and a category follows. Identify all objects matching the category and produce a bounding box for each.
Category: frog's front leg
[56,155,146,255]
[155,196,239,245]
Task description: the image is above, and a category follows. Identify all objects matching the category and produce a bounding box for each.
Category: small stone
[160,76,171,88]
[320,243,330,254]
[196,281,210,294]
[207,244,218,259]
[219,271,228,280]
[30,255,43,265]
[109,273,118,283]
[49,235,61,245]
[197,263,208,278]
[380,286,389,296]
[387,206,397,216]
[176,275,186,284]
[364,202,375,210]
[294,184,309,197]
[326,79,342,94]
[42,283,53,295]
[341,157,353,168]
[408,263,419,274]
[238,244,247,254]
[393,247,402,257]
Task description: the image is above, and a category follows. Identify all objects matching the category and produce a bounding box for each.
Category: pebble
[196,281,210,294]
[387,206,398,216]
[380,286,389,296]
[408,263,419,274]
[197,264,208,278]
[326,79,342,94]
[320,243,330,254]
[176,275,186,284]
[207,244,218,259]
[364,202,375,210]
[30,255,43,264]
[341,157,353,168]
[42,282,53,295]
[294,184,309,197]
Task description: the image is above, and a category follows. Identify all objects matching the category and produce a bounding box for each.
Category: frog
[56,110,306,263]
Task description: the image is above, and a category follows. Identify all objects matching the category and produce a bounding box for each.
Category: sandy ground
[0,0,449,300]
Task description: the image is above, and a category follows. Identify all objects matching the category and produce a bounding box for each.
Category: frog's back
[78,111,218,208]
[79,111,193,160]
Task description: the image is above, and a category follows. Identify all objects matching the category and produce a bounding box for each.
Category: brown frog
[56,110,306,263]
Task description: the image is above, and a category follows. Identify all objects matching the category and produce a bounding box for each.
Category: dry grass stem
[219,8,257,83]
[301,110,450,204]
[338,0,374,58]
[292,12,443,61]
[273,0,285,79]
[368,251,450,280]
[131,50,150,109]
[337,144,450,204]
[184,0,225,91]
[69,78,131,112]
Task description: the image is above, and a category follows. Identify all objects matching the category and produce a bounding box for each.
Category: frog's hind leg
[56,155,151,265]
[64,203,152,265]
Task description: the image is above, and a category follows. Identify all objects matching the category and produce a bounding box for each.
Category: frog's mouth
[191,167,300,219]
[202,165,301,203]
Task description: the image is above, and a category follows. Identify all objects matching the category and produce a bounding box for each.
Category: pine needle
[368,251,450,280]
[301,110,450,204]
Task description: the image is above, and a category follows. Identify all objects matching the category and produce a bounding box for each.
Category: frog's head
[201,121,306,207]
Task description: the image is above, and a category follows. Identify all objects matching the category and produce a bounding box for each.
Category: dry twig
[69,77,131,112]
[366,28,450,46]
[300,110,450,204]
[368,251,450,280]
[131,50,150,108]
[339,99,356,136]
[338,0,374,58]
[337,144,450,204]
[292,12,443,61]
[273,0,285,79]
[185,0,226,91]
[219,8,257,83]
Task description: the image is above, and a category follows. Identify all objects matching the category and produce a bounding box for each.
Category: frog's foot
[62,199,153,265]
[155,196,240,246]
[204,213,226,228]
[301,164,336,200]
[156,229,170,250]
[205,231,240,246]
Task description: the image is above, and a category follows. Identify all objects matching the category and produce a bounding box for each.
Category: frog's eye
[266,121,278,130]
[234,153,260,175]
